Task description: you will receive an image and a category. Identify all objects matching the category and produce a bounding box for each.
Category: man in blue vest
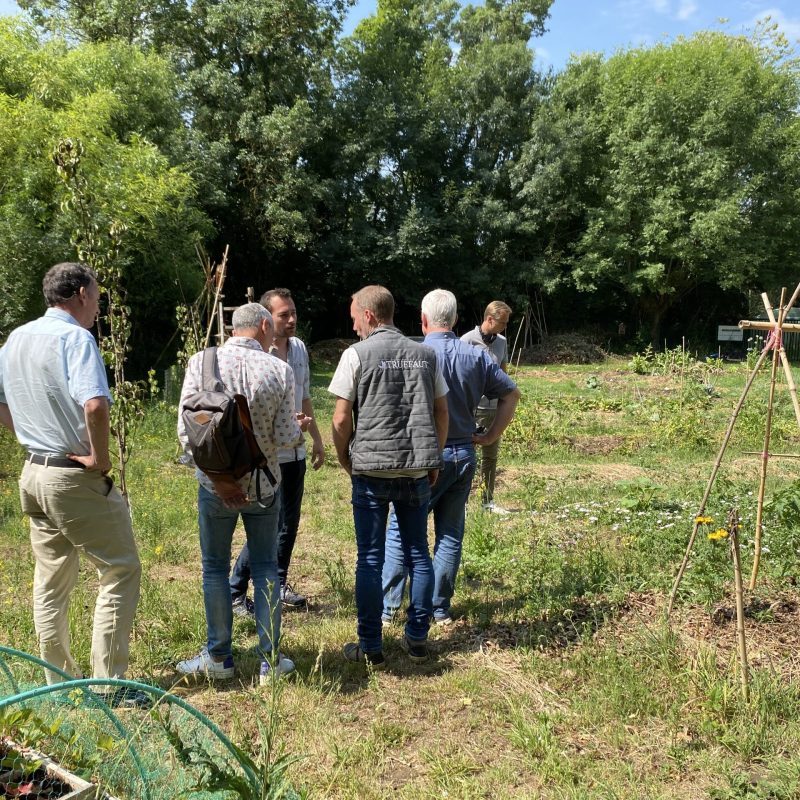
[382,289,520,626]
[329,285,448,668]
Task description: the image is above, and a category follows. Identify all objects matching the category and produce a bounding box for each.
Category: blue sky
[1,0,798,71]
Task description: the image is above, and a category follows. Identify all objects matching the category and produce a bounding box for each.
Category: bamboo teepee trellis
[666,283,800,616]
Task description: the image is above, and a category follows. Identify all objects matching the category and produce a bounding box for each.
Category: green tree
[18,0,346,283]
[320,0,550,322]
[0,19,209,371]
[514,28,800,344]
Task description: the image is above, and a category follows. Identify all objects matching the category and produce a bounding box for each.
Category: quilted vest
[350,326,442,473]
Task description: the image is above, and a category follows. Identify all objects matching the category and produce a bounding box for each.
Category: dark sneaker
[342,642,386,670]
[232,595,255,618]
[402,636,429,664]
[280,583,307,609]
[105,687,154,709]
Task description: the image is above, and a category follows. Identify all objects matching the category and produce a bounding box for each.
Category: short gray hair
[421,289,457,329]
[232,302,272,332]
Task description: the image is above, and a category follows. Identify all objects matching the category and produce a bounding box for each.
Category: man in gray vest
[329,285,448,668]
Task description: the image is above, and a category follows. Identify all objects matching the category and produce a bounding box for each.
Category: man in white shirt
[229,288,325,614]
[0,262,147,707]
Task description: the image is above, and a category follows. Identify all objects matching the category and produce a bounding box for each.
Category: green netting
[0,646,279,800]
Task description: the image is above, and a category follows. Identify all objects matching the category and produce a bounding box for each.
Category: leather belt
[27,453,85,469]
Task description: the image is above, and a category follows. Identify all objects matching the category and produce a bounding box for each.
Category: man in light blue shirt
[382,289,520,627]
[0,262,146,707]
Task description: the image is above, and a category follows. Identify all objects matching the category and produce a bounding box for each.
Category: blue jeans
[351,475,432,653]
[198,485,281,660]
[383,444,476,621]
[230,459,306,598]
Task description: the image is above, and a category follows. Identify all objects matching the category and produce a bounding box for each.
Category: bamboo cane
[743,452,800,459]
[666,342,772,616]
[510,312,526,376]
[759,293,800,430]
[204,244,229,349]
[729,509,750,703]
[739,320,800,333]
[750,288,786,590]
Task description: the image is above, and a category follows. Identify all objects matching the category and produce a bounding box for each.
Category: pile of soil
[521,332,607,365]
[308,338,355,366]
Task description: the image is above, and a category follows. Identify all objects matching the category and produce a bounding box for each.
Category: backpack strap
[201,347,224,393]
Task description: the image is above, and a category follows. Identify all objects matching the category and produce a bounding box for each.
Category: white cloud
[677,1,698,21]
[534,47,552,65]
[649,0,670,12]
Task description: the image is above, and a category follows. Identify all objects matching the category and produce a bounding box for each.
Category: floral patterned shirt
[178,337,301,499]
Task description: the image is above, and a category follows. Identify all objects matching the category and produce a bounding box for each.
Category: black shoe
[232,595,255,618]
[342,642,386,670]
[105,687,154,709]
[280,583,307,609]
[402,636,429,664]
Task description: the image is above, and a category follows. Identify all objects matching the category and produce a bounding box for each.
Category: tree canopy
[0,18,209,369]
[514,29,800,343]
[1,4,800,351]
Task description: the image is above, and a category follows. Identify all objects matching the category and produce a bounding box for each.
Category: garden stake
[204,244,229,349]
[751,287,787,590]
[729,509,750,703]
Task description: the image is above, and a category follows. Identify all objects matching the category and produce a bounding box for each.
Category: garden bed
[0,739,104,800]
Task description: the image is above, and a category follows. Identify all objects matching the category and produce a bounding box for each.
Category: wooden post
[750,287,786,590]
[729,509,750,703]
[760,292,800,430]
[204,245,229,349]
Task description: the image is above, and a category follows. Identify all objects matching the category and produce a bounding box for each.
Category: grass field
[3,350,800,799]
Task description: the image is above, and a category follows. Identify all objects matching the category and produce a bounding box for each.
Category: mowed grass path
[3,355,800,798]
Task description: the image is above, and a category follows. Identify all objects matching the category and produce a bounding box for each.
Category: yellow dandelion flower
[154,545,164,556]
[707,529,729,541]
[695,515,714,525]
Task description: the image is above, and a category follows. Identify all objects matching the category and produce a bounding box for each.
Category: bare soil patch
[566,434,629,455]
[501,463,646,483]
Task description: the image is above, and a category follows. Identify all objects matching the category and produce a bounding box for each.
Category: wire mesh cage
[0,646,268,799]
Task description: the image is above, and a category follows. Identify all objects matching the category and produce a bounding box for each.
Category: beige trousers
[19,461,141,684]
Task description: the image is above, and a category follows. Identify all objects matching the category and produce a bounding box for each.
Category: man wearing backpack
[177,303,303,683]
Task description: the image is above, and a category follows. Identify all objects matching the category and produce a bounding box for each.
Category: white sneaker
[176,647,235,679]
[482,502,511,515]
[259,653,296,684]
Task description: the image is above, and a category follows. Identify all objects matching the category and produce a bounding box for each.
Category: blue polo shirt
[423,331,517,445]
[0,308,111,456]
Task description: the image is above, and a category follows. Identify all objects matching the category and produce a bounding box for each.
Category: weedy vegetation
[3,351,800,798]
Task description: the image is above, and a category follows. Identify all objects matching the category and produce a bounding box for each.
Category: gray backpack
[181,347,276,501]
